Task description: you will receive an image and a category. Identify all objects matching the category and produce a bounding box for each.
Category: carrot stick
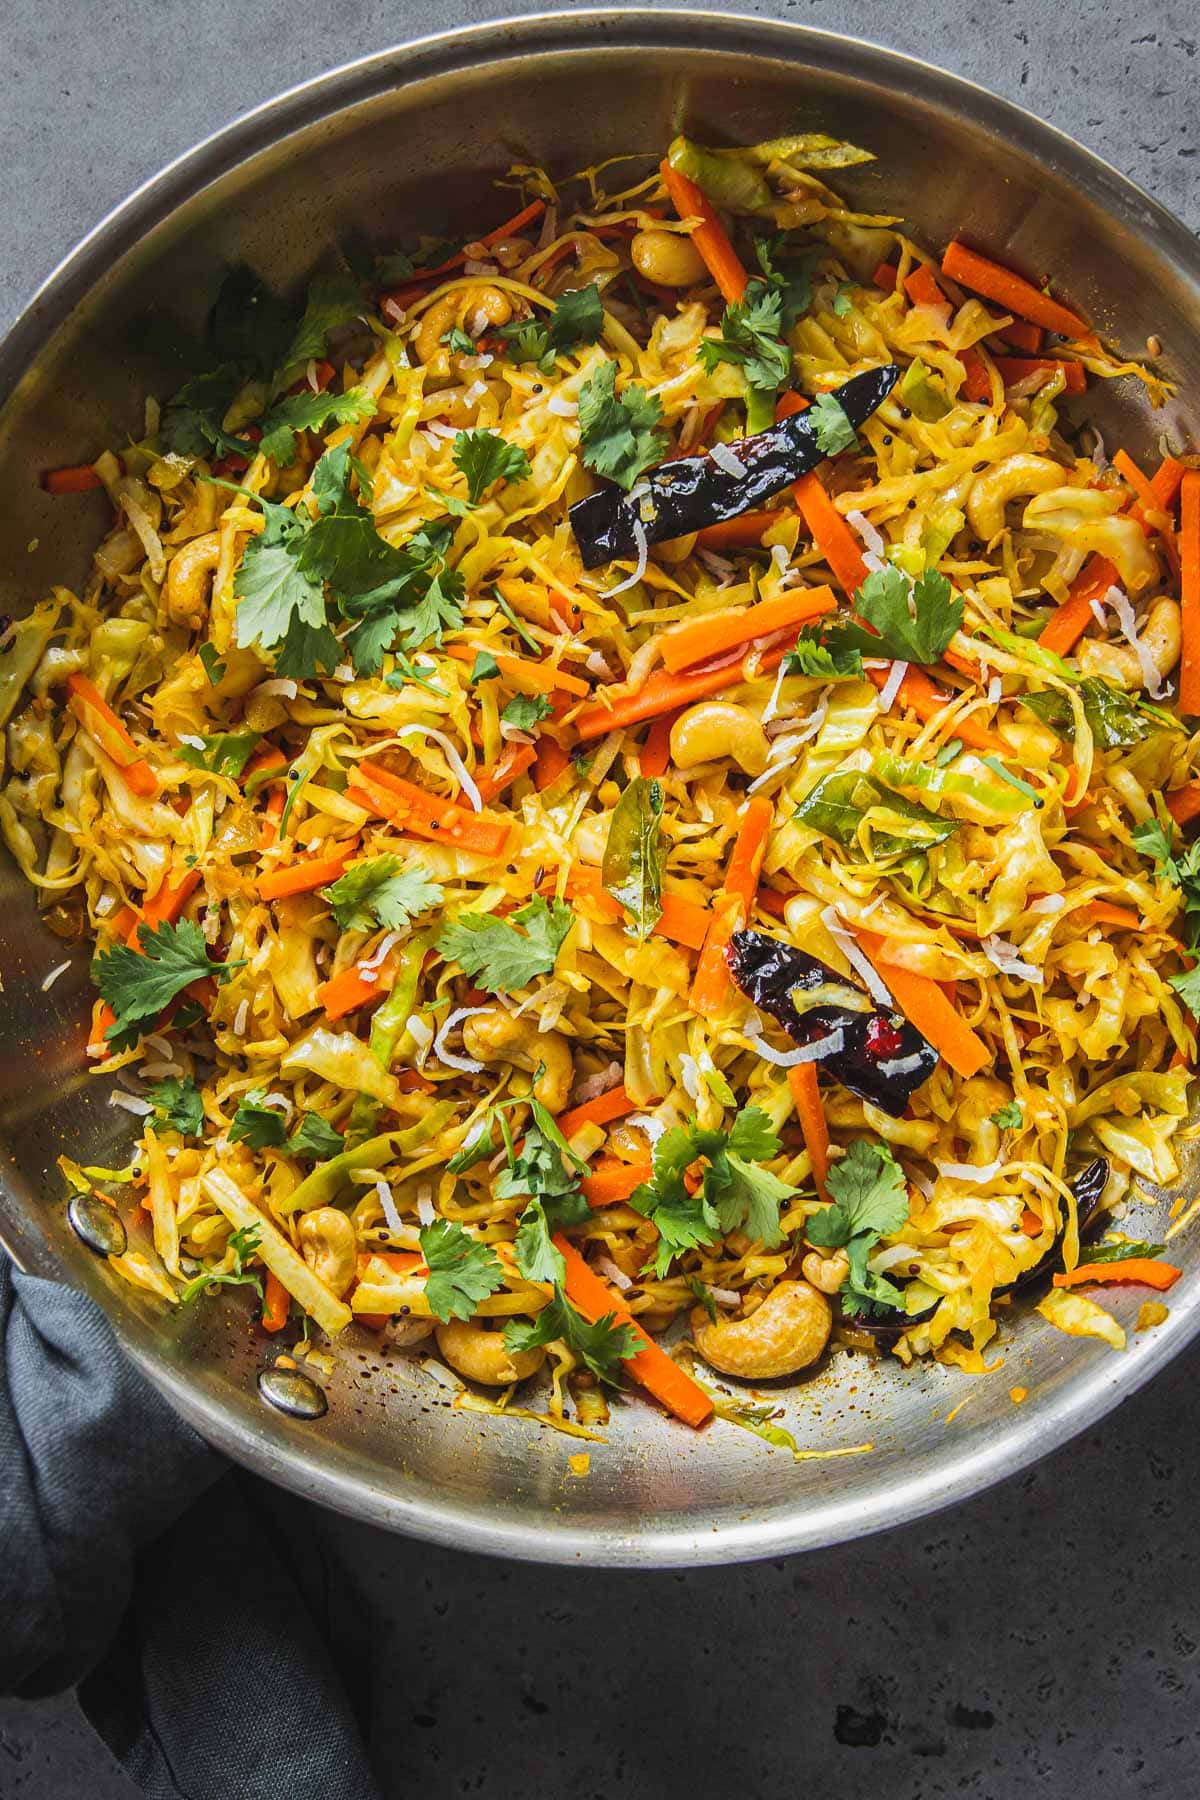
[1166,782,1200,828]
[688,895,740,1015]
[258,786,285,850]
[688,799,775,1013]
[659,159,748,306]
[857,931,991,1079]
[1038,554,1119,656]
[863,663,1004,754]
[474,742,536,803]
[1180,472,1200,716]
[581,1158,653,1208]
[138,870,202,935]
[872,260,898,291]
[724,796,774,910]
[660,585,835,675]
[694,508,789,551]
[261,1271,290,1333]
[535,737,571,789]
[556,1085,636,1140]
[639,712,676,778]
[788,1063,830,1202]
[561,864,709,951]
[994,356,1087,394]
[258,853,350,902]
[87,1000,119,1059]
[318,954,398,1021]
[1053,1260,1180,1292]
[1151,456,1187,510]
[349,764,510,858]
[42,462,104,495]
[904,263,947,310]
[574,643,789,742]
[755,884,792,920]
[991,318,1043,353]
[774,392,869,596]
[66,672,159,794]
[1086,901,1142,931]
[1112,448,1161,515]
[242,745,288,788]
[940,240,1089,341]
[445,643,590,697]
[554,1234,714,1428]
[958,346,994,404]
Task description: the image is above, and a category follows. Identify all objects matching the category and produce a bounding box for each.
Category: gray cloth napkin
[0,1257,381,1799]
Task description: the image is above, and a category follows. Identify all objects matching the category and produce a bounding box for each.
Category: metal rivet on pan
[258,1365,328,1420]
[67,1192,127,1258]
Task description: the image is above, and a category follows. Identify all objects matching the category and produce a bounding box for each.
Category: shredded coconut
[878,661,909,714]
[709,441,748,479]
[820,906,894,1007]
[1107,583,1169,699]
[936,1159,1003,1184]
[416,1186,436,1226]
[596,1255,633,1291]
[232,1000,249,1037]
[405,1013,434,1068]
[604,517,648,597]
[547,392,577,417]
[375,1177,404,1235]
[108,1091,154,1116]
[254,679,299,699]
[845,509,886,560]
[982,932,1044,984]
[431,1005,490,1073]
[396,725,482,813]
[1028,893,1066,914]
[746,1027,846,1067]
[41,961,71,992]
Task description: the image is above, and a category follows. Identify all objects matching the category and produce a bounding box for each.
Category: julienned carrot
[991,318,1043,353]
[66,672,159,795]
[261,1271,290,1333]
[42,462,104,495]
[1151,456,1187,510]
[775,392,870,597]
[535,737,571,789]
[445,643,590,697]
[659,159,748,306]
[129,871,203,946]
[639,712,676,778]
[581,1158,653,1208]
[349,764,510,858]
[474,742,536,803]
[242,744,288,788]
[87,1001,119,1059]
[556,1085,636,1141]
[872,260,898,291]
[724,796,774,910]
[1086,901,1142,931]
[1038,554,1120,656]
[1053,1259,1180,1292]
[940,240,1089,341]
[382,199,546,303]
[755,884,792,920]
[904,263,947,310]
[787,1063,830,1202]
[554,1234,714,1428]
[574,644,789,742]
[318,953,399,1021]
[660,584,836,675]
[562,864,709,951]
[1113,449,1163,517]
[1166,782,1200,828]
[694,508,789,551]
[259,786,285,849]
[857,931,991,1079]
[958,347,993,405]
[688,897,740,1016]
[1179,472,1200,716]
[258,853,351,902]
[863,664,1004,754]
[994,356,1087,395]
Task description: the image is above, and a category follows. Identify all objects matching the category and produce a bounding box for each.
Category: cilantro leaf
[146,1076,205,1137]
[286,1114,345,1160]
[471,650,501,684]
[419,1219,505,1322]
[498,284,604,372]
[698,281,792,405]
[831,282,855,318]
[256,386,375,466]
[179,1224,264,1307]
[503,1292,640,1385]
[279,272,363,375]
[1130,816,1200,960]
[783,623,865,681]
[233,500,328,657]
[577,360,667,492]
[442,326,476,354]
[93,920,234,1049]
[990,1100,1023,1130]
[452,429,532,505]
[500,693,553,731]
[394,568,465,654]
[1132,818,1176,873]
[806,1138,910,1316]
[512,1198,566,1284]
[437,897,573,992]
[178,730,260,777]
[229,1091,289,1149]
[161,365,248,458]
[320,855,443,931]
[825,564,964,665]
[631,1106,792,1277]
[1078,1238,1166,1266]
[602,775,663,941]
[1169,966,1200,1013]
[495,1094,588,1208]
[754,237,820,332]
[197,642,226,685]
[809,392,858,456]
[273,613,341,679]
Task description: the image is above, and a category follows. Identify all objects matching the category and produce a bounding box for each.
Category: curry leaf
[602,776,664,940]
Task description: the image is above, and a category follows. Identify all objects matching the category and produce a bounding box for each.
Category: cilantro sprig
[93,920,238,1050]
[146,1076,205,1137]
[419,1219,505,1323]
[504,1293,640,1385]
[437,897,573,993]
[1131,816,1200,1009]
[809,565,963,667]
[698,281,792,418]
[451,429,532,505]
[179,1225,264,1307]
[808,392,858,456]
[630,1107,797,1278]
[497,284,604,375]
[320,855,443,932]
[577,360,667,491]
[229,1091,345,1160]
[805,1139,910,1316]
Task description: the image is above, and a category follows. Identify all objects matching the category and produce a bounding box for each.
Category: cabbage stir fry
[5,130,1200,1435]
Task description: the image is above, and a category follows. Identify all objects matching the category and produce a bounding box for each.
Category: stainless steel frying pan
[2,10,1197,1566]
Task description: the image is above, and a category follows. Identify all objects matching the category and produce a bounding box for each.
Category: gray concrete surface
[1,1,1198,1795]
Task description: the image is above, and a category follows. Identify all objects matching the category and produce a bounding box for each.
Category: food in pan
[6,129,1198,1435]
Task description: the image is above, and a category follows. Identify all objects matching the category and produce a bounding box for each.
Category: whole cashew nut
[413,287,513,365]
[691,1280,832,1380]
[298,1206,358,1298]
[435,1316,545,1386]
[461,1007,573,1113]
[669,702,769,775]
[965,454,1065,542]
[631,229,708,289]
[165,532,221,628]
[1076,596,1181,690]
